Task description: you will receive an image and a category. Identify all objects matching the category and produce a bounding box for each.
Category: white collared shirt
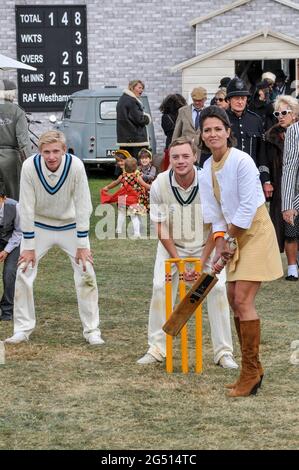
[41,153,66,185]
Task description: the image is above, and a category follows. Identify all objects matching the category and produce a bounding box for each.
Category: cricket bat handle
[213,239,237,273]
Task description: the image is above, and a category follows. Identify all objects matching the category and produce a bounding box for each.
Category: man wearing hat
[273,69,293,97]
[261,72,276,103]
[0,79,30,200]
[172,86,207,161]
[226,78,268,190]
[219,77,231,89]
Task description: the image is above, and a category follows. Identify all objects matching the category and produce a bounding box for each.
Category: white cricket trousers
[147,242,234,364]
[13,227,101,340]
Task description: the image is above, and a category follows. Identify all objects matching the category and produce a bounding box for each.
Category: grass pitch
[0,175,298,450]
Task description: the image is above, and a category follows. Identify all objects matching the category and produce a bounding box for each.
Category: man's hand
[75,248,94,272]
[263,182,274,199]
[0,250,8,263]
[282,209,298,226]
[183,269,197,283]
[18,250,36,272]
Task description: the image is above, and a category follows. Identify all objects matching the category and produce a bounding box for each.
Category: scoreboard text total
[16,5,88,111]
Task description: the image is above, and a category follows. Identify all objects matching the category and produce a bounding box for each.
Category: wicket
[165,258,202,374]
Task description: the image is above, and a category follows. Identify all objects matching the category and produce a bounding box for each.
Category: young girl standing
[137,148,157,184]
[101,158,150,238]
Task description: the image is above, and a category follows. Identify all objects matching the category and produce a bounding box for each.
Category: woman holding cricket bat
[198,106,283,397]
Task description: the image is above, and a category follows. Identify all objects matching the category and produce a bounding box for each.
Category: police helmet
[226,78,251,98]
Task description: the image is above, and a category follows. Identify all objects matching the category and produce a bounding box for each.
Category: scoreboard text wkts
[15,5,88,112]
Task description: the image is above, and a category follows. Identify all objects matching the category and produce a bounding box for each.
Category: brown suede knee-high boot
[225,317,242,389]
[255,321,264,386]
[228,319,261,397]
[226,317,264,389]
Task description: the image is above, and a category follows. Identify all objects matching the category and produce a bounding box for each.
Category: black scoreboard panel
[15,5,88,112]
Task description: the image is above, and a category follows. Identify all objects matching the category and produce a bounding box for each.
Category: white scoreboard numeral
[75,12,81,25]
[63,71,70,85]
[48,12,54,26]
[75,31,82,45]
[49,71,56,85]
[61,12,68,26]
[76,71,83,84]
[76,51,83,65]
[62,51,69,65]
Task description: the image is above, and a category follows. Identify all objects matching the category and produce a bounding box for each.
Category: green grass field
[0,175,298,450]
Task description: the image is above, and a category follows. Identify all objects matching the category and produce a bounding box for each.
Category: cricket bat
[163,240,237,337]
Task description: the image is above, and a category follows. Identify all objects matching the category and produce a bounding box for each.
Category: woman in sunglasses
[213,88,229,111]
[264,95,299,281]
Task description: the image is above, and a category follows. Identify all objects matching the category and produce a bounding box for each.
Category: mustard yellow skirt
[227,204,283,282]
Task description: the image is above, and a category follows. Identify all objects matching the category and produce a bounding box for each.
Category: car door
[96,98,118,159]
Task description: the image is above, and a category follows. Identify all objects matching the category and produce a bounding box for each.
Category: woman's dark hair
[199,105,236,152]
[159,94,187,114]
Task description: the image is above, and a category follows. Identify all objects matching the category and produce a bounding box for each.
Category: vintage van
[50,86,156,169]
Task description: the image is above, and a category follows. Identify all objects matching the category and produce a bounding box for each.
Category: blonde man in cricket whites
[138,137,238,368]
[5,130,104,346]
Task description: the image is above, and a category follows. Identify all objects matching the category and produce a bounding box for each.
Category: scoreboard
[15,5,88,112]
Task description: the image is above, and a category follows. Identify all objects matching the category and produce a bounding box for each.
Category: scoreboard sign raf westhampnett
[16,5,88,112]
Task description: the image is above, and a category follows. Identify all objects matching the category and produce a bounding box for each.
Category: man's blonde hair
[38,130,66,151]
[168,137,197,155]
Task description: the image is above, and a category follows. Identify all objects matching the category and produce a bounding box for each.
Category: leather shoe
[285,275,298,281]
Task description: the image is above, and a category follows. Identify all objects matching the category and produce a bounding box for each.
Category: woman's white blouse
[198,148,265,232]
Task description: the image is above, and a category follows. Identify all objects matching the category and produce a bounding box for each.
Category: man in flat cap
[172,86,207,162]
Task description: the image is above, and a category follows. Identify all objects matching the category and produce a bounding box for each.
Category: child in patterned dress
[102,158,150,238]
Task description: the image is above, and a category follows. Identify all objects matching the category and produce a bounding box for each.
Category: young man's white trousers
[13,227,101,340]
[147,242,233,364]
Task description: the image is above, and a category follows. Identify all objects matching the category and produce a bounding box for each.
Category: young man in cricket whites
[5,130,104,346]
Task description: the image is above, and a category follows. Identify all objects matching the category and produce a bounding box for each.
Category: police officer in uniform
[226,78,269,193]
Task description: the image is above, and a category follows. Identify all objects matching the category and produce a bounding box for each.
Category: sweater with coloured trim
[19,153,92,250]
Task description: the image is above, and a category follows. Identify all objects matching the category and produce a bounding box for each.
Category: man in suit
[172,87,207,162]
[0,181,21,321]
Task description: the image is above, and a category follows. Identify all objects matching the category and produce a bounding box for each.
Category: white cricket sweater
[19,153,93,250]
[150,167,210,249]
